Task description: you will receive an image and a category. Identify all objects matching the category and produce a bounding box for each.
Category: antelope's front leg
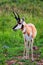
[23,39,29,59]
[26,41,30,59]
[23,39,26,59]
[23,33,30,59]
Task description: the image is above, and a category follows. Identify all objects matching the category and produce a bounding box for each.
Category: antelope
[12,12,37,61]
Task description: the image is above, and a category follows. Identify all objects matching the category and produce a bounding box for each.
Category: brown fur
[24,24,37,38]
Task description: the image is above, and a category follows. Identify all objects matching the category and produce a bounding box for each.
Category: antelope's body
[22,23,37,40]
[12,12,37,61]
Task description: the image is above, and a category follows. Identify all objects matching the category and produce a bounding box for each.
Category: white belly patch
[24,33,32,41]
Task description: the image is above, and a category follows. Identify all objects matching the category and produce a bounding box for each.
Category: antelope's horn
[13,11,20,22]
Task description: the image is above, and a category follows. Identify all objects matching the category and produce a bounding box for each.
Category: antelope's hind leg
[23,45,26,59]
[30,39,34,61]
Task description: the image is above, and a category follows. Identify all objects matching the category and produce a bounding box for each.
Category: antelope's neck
[22,27,26,34]
[21,24,32,37]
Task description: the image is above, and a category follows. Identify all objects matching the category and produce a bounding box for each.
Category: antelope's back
[28,23,37,38]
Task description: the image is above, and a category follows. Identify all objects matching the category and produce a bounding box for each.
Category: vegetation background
[0,0,43,65]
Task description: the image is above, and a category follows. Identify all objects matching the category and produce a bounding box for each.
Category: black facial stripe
[13,24,18,29]
[21,24,24,30]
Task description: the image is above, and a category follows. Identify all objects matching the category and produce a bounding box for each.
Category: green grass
[0,0,43,65]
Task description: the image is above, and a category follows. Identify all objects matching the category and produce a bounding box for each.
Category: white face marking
[14,18,26,30]
[23,22,26,25]
[15,24,22,30]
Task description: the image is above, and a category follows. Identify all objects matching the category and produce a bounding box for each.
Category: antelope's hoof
[31,58,34,62]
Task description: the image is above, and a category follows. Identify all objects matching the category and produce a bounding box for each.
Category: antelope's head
[12,12,25,31]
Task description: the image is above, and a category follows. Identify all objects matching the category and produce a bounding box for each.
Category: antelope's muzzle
[12,24,18,31]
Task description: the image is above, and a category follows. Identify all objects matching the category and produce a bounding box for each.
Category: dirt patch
[17,62,24,65]
[6,59,17,65]
[6,46,42,65]
[37,59,43,65]
[6,56,43,65]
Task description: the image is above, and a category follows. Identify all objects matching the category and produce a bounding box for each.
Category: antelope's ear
[22,17,25,21]
[20,17,25,24]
